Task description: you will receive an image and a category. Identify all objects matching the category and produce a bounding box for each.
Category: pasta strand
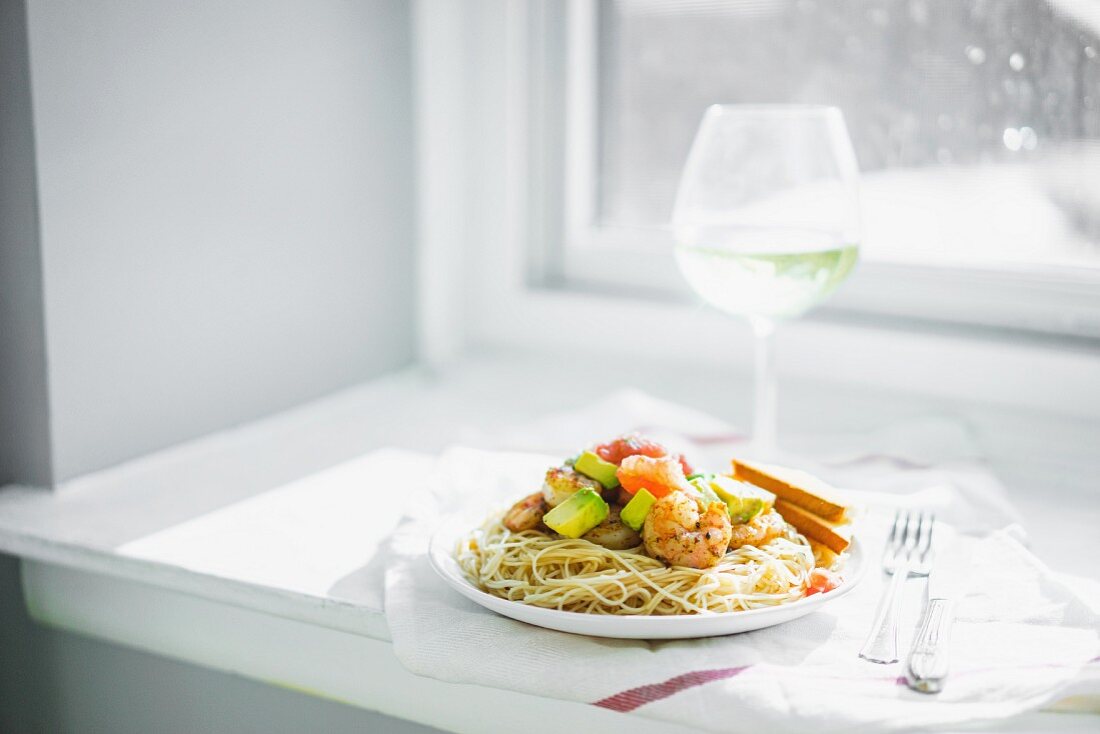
[456,513,819,615]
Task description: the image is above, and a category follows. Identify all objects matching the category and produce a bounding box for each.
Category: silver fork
[859,510,935,664]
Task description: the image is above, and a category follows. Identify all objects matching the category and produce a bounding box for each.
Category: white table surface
[2,348,1098,732]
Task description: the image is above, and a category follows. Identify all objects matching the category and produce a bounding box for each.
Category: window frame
[414,0,1100,417]
[554,0,1100,339]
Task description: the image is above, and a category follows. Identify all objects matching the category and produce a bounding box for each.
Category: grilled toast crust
[731,460,848,522]
[774,499,851,554]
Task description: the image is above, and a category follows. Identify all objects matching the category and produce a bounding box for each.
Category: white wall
[0,0,52,486]
[2,1,429,731]
[24,0,418,481]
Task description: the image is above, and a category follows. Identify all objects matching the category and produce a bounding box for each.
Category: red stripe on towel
[593,666,751,713]
[597,657,1098,713]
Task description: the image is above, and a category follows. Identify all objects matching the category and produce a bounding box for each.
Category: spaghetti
[456,513,818,615]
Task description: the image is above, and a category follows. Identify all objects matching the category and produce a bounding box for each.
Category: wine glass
[671,105,861,458]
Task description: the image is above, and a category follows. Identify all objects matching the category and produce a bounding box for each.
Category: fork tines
[883,510,935,576]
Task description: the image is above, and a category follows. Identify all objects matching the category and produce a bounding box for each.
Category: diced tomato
[594,435,668,465]
[594,433,695,473]
[804,567,841,596]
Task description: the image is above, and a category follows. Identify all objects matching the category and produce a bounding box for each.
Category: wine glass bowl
[671,105,862,456]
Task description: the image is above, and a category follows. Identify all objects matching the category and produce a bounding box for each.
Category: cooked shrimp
[503,492,547,532]
[542,466,602,508]
[642,492,732,569]
[582,507,641,550]
[727,509,785,550]
[617,455,693,498]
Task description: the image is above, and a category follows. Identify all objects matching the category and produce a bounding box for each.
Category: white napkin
[384,392,1100,732]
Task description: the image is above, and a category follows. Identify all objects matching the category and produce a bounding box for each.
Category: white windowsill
[2,350,1099,732]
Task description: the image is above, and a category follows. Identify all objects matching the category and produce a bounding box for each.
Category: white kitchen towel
[384,392,1100,733]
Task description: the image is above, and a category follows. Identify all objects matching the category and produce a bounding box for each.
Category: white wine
[675,240,858,320]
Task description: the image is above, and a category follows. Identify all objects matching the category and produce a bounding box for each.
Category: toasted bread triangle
[774,499,851,554]
[731,459,848,522]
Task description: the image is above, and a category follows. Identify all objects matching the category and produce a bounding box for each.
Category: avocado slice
[620,488,657,532]
[708,475,775,523]
[574,450,620,489]
[688,476,723,508]
[543,488,609,539]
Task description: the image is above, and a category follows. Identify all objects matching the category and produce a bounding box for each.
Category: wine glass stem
[750,316,778,458]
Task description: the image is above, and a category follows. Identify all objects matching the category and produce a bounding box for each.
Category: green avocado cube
[543,488,609,538]
[620,488,657,532]
[689,476,723,508]
[709,475,775,523]
[573,450,620,489]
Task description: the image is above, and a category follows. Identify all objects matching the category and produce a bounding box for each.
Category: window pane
[596,0,1100,270]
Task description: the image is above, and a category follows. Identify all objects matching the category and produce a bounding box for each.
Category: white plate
[428,519,865,639]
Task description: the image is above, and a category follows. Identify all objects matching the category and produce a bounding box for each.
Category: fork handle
[859,556,911,664]
[904,598,955,693]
